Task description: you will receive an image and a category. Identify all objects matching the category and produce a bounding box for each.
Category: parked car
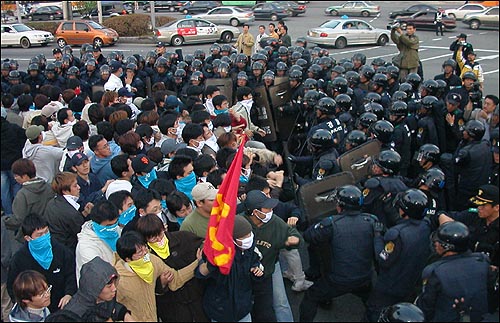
[27,5,63,21]
[179,1,220,15]
[445,3,487,20]
[82,3,133,19]
[1,23,54,48]
[193,6,254,26]
[325,1,380,17]
[306,18,389,49]
[143,1,188,12]
[271,1,306,17]
[154,17,240,46]
[389,4,437,19]
[55,20,119,48]
[463,6,499,29]
[387,11,456,30]
[252,2,289,21]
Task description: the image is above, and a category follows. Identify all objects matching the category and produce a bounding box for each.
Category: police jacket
[23,74,46,97]
[434,73,462,96]
[304,210,377,286]
[362,176,408,226]
[393,120,412,174]
[373,218,431,298]
[454,139,492,198]
[444,108,465,153]
[416,251,491,322]
[312,148,340,181]
[417,114,439,148]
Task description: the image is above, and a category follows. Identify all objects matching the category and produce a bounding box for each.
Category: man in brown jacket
[391,22,420,81]
[235,24,255,58]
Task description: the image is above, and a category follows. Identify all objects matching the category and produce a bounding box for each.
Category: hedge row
[26,14,176,37]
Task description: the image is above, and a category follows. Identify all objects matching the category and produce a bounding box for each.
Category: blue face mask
[93,221,120,252]
[174,172,197,200]
[118,205,137,226]
[138,168,158,189]
[177,217,185,226]
[240,174,249,184]
[161,199,167,210]
[214,108,228,115]
[28,232,53,270]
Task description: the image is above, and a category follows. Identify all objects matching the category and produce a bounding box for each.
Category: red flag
[204,135,248,275]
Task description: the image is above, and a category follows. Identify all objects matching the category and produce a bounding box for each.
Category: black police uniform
[416,251,491,321]
[448,86,471,111]
[444,108,465,154]
[434,73,462,97]
[80,69,100,88]
[23,74,46,97]
[152,71,171,86]
[308,117,344,146]
[416,114,440,149]
[300,210,377,322]
[365,218,432,321]
[393,120,412,177]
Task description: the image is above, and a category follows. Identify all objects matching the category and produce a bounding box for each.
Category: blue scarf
[161,199,167,210]
[138,168,158,189]
[118,205,137,226]
[177,217,185,226]
[214,108,228,115]
[174,172,197,200]
[92,222,119,252]
[28,232,53,270]
[240,174,249,183]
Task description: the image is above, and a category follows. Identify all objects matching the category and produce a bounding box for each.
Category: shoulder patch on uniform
[363,188,370,197]
[418,127,424,134]
[384,241,395,253]
[318,168,325,176]
[458,119,464,126]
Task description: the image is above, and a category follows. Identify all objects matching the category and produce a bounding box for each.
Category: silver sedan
[306,19,389,49]
[193,6,255,27]
[154,18,241,46]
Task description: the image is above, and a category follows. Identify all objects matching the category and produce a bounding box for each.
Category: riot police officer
[416,96,440,150]
[416,168,446,215]
[365,189,433,321]
[308,97,345,147]
[369,74,392,110]
[443,92,465,154]
[368,120,395,150]
[389,101,412,176]
[300,185,379,322]
[416,221,495,321]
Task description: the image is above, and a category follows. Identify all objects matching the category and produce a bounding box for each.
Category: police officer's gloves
[373,221,386,236]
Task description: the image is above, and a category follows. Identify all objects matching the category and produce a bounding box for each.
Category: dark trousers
[435,22,444,35]
[299,276,371,322]
[251,275,276,322]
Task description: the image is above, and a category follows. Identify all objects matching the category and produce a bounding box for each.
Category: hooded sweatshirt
[90,155,117,186]
[5,178,55,242]
[50,121,75,148]
[22,143,64,183]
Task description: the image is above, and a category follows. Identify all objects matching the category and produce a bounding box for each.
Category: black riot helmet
[418,168,446,191]
[462,71,477,81]
[335,94,352,111]
[174,68,186,79]
[194,49,206,61]
[464,120,486,140]
[405,73,422,91]
[378,302,425,322]
[374,150,401,175]
[8,70,21,81]
[421,96,439,111]
[291,51,302,63]
[308,64,322,78]
[235,53,248,64]
[66,66,80,76]
[289,69,303,82]
[303,78,318,91]
[421,79,439,97]
[432,221,470,253]
[332,77,348,93]
[351,53,366,65]
[389,101,408,117]
[371,73,388,90]
[296,58,308,70]
[319,56,334,69]
[369,120,394,144]
[276,61,288,72]
[360,65,376,81]
[364,92,382,104]
[416,144,440,164]
[316,97,337,115]
[346,130,367,148]
[391,91,409,103]
[371,57,386,68]
[334,185,363,209]
[251,61,264,71]
[345,71,360,87]
[332,65,346,76]
[342,61,354,72]
[385,65,400,80]
[358,112,378,129]
[395,189,428,220]
[309,128,335,149]
[442,59,457,69]
[28,63,40,72]
[398,83,414,98]
[364,102,385,120]
[435,79,447,99]
[304,90,321,108]
[278,46,289,56]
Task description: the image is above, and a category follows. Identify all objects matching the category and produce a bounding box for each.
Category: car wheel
[183,9,188,14]
[146,7,150,12]
[49,14,55,20]
[448,13,455,19]
[361,11,370,17]
[171,35,184,46]
[93,38,103,47]
[335,37,347,49]
[57,38,67,48]
[169,7,175,12]
[221,31,233,43]
[28,15,33,21]
[230,18,239,27]
[470,19,480,29]
[377,34,389,46]
[20,37,31,49]
[330,10,338,16]
[271,14,278,21]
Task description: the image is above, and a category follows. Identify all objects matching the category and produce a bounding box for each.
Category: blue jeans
[1,170,20,215]
[272,262,294,322]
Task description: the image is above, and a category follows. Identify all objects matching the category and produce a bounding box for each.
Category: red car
[388,11,456,30]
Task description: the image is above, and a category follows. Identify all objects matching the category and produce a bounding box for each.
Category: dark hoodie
[0,117,26,171]
[64,256,129,321]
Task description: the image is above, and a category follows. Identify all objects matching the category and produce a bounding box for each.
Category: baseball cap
[118,87,134,97]
[470,185,499,206]
[244,190,279,211]
[133,97,145,108]
[66,136,83,150]
[41,103,59,118]
[71,152,89,167]
[25,125,44,141]
[110,60,122,72]
[192,182,218,201]
[132,154,156,174]
[160,138,178,155]
[52,48,62,55]
[156,41,166,47]
[446,93,461,105]
[165,95,180,109]
[457,33,467,39]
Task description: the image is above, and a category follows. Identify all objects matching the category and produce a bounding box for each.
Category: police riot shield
[338,140,382,182]
[298,171,355,221]
[253,86,277,142]
[269,82,296,139]
[274,76,288,86]
[205,78,233,107]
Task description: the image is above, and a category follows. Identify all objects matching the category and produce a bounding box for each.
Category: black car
[28,6,63,21]
[179,1,220,15]
[252,2,289,21]
[389,4,438,19]
[271,1,306,17]
[143,1,188,12]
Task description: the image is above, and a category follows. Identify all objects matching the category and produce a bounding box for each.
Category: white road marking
[420,53,453,62]
[432,38,442,41]
[476,54,499,62]
[479,32,488,35]
[483,69,499,75]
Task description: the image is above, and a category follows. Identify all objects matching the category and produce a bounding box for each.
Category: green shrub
[102,14,177,37]
[25,22,59,35]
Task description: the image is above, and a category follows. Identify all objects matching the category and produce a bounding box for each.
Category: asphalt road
[1,2,499,321]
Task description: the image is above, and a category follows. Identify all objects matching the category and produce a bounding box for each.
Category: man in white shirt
[254,25,268,54]
[104,60,127,92]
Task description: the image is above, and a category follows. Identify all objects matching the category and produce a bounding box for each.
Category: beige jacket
[235,32,255,57]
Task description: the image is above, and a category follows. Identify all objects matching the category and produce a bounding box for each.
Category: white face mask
[235,232,254,250]
[242,99,254,107]
[146,137,154,146]
[255,209,273,223]
[208,121,214,131]
[126,97,133,105]
[224,126,232,133]
[194,140,205,152]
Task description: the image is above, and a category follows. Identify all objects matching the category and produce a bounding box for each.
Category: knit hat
[233,215,252,239]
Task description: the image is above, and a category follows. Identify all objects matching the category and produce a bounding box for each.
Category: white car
[1,23,54,48]
[445,3,487,20]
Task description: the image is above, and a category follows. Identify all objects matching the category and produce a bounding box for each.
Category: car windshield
[320,20,340,29]
[87,21,104,29]
[12,24,33,32]
[162,19,179,27]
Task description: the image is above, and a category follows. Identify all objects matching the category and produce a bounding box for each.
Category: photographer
[390,22,420,81]
[450,33,474,75]
[456,47,484,92]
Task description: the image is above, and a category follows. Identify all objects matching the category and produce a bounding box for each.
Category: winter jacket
[235,32,255,57]
[22,142,64,184]
[90,155,117,186]
[9,303,50,322]
[391,29,420,69]
[50,122,74,148]
[5,178,55,243]
[1,118,26,171]
[232,101,263,134]
[44,195,85,251]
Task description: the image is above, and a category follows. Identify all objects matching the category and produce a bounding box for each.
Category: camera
[460,41,467,46]
[391,22,400,30]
